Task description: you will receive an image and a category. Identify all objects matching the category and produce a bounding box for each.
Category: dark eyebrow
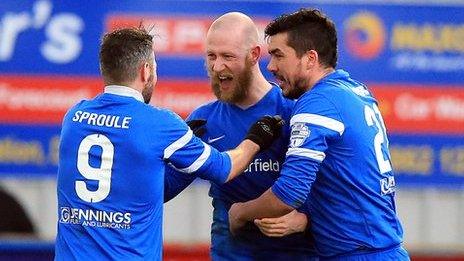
[268,48,282,55]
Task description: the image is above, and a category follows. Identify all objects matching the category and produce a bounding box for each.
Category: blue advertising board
[0,0,463,186]
[0,1,463,83]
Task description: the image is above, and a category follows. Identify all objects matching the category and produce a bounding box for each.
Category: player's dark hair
[265,8,337,68]
[99,27,154,85]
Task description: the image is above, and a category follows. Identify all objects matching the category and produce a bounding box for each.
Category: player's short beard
[284,77,308,99]
[280,61,309,100]
[209,61,252,104]
[142,71,154,104]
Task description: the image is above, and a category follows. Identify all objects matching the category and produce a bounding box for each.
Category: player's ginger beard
[208,59,253,104]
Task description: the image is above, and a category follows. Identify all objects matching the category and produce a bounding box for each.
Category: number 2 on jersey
[76,134,114,203]
[364,104,392,174]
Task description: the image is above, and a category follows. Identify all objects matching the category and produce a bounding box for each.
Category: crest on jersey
[290,122,310,148]
[380,176,396,196]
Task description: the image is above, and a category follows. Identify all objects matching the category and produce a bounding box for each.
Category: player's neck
[308,67,335,89]
[127,81,145,96]
[234,71,271,109]
[105,81,142,94]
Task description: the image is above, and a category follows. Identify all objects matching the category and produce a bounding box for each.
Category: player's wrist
[291,211,308,233]
[242,138,260,153]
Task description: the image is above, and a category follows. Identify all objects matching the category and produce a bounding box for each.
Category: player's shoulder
[299,70,357,106]
[63,99,88,121]
[296,89,328,105]
[68,99,86,111]
[314,69,369,97]
[148,105,185,124]
[188,100,222,120]
[292,87,340,119]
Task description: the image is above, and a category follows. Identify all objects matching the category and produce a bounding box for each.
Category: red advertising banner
[152,80,213,118]
[371,84,464,134]
[0,75,102,124]
[105,15,270,56]
[0,75,212,124]
[1,75,462,134]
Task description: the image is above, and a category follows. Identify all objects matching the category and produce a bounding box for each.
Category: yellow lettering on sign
[0,138,45,165]
[391,23,464,53]
[390,145,433,175]
[49,135,60,165]
[391,24,416,50]
[440,147,464,176]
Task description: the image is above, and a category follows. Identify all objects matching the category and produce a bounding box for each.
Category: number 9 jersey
[271,70,405,258]
[55,86,231,260]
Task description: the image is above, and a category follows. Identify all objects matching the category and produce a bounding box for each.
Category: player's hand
[186,119,207,137]
[228,203,247,236]
[245,115,284,150]
[254,210,308,237]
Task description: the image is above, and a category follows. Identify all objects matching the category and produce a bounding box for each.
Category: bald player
[164,12,318,260]
[55,26,284,260]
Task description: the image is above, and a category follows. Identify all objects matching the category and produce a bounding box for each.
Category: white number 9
[75,134,114,203]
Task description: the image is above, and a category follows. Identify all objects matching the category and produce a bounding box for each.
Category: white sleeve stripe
[164,129,193,159]
[178,142,211,173]
[286,147,326,162]
[290,113,345,135]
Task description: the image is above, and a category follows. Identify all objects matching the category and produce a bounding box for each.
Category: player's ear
[249,45,261,65]
[305,50,318,70]
[141,62,151,82]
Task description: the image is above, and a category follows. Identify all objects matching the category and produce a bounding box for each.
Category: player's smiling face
[267,32,309,99]
[205,29,252,104]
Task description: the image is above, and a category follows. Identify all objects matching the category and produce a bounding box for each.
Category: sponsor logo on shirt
[59,207,131,229]
[290,123,310,148]
[380,176,396,195]
[207,134,225,144]
[244,158,280,173]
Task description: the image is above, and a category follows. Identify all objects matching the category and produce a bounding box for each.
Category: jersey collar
[104,85,144,103]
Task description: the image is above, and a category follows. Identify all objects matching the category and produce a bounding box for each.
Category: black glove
[186,119,207,137]
[246,115,284,150]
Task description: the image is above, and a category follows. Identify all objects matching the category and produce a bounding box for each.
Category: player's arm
[231,155,319,234]
[219,115,285,182]
[164,165,196,202]
[229,94,344,234]
[228,156,319,234]
[253,196,311,237]
[164,115,284,185]
[254,209,309,237]
[164,115,275,201]
[164,118,207,203]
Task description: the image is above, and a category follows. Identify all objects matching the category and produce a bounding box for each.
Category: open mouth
[217,74,234,89]
[218,74,233,83]
[274,75,286,86]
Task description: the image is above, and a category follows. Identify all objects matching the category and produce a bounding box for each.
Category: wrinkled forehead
[206,27,246,52]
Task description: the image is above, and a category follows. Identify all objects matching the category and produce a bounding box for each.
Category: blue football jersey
[165,85,317,258]
[55,85,231,260]
[272,70,404,257]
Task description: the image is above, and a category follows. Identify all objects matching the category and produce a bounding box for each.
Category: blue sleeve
[272,93,344,208]
[164,165,196,202]
[163,110,206,202]
[296,193,311,214]
[162,109,231,185]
